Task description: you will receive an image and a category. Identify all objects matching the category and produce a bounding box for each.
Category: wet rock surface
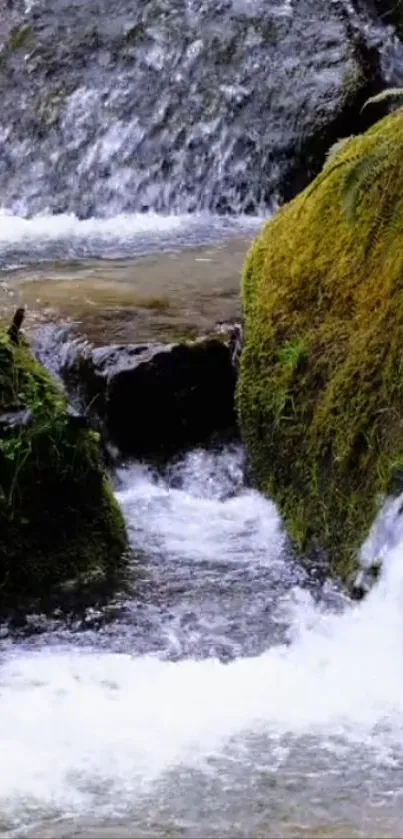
[0,0,401,216]
[362,0,403,39]
[60,334,239,458]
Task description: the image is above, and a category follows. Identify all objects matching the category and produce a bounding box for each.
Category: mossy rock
[237,110,403,583]
[0,330,128,606]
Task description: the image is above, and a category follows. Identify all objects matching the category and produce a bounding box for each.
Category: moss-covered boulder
[0,329,127,605]
[238,110,403,583]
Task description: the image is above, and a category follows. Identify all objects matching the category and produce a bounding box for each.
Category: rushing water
[2,445,403,838]
[0,211,262,267]
[2,0,403,833]
[0,0,402,216]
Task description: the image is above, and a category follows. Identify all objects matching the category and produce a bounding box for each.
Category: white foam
[115,454,284,566]
[3,457,403,825]
[1,551,403,819]
[0,211,262,264]
[0,211,182,246]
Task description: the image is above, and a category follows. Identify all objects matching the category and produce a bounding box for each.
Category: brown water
[0,237,249,344]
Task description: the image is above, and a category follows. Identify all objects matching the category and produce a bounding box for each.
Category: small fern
[362,87,403,112]
[341,148,389,220]
[308,87,403,221]
[323,136,354,169]
[339,87,403,221]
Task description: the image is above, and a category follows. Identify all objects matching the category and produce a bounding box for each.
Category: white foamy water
[115,453,284,568]
[0,211,263,267]
[2,448,403,837]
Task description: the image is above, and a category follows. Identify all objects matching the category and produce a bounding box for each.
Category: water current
[1,442,403,838]
[1,0,403,833]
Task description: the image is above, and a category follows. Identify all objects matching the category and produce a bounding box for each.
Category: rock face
[0,0,397,216]
[366,0,403,39]
[61,336,238,458]
[0,329,128,606]
[237,110,403,582]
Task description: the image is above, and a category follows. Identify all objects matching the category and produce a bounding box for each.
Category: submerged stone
[0,329,128,607]
[237,110,403,583]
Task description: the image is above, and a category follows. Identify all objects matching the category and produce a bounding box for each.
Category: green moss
[0,23,34,65]
[0,331,127,604]
[237,110,403,583]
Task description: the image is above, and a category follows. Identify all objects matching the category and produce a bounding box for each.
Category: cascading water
[0,0,401,221]
[0,0,401,267]
[0,0,402,266]
[0,210,265,269]
[2,447,403,838]
[2,0,403,836]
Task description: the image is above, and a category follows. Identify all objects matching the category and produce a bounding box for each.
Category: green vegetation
[0,330,127,605]
[317,89,403,221]
[237,110,403,582]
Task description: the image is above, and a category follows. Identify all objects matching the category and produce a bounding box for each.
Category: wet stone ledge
[58,328,242,460]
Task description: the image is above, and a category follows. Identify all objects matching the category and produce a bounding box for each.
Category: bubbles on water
[3,445,403,835]
[0,211,262,266]
[115,446,286,571]
[164,445,246,500]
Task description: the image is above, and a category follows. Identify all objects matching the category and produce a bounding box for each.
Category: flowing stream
[2,0,403,835]
[2,150,403,839]
[2,443,403,838]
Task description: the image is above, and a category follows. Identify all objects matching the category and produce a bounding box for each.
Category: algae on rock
[0,329,127,605]
[237,110,403,582]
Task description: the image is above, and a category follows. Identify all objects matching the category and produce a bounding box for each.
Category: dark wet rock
[66,403,89,429]
[61,336,238,458]
[351,563,381,600]
[7,306,25,344]
[0,0,401,216]
[362,0,403,39]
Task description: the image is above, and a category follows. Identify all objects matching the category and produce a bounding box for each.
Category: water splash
[0,0,400,218]
[0,211,262,267]
[2,447,403,835]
